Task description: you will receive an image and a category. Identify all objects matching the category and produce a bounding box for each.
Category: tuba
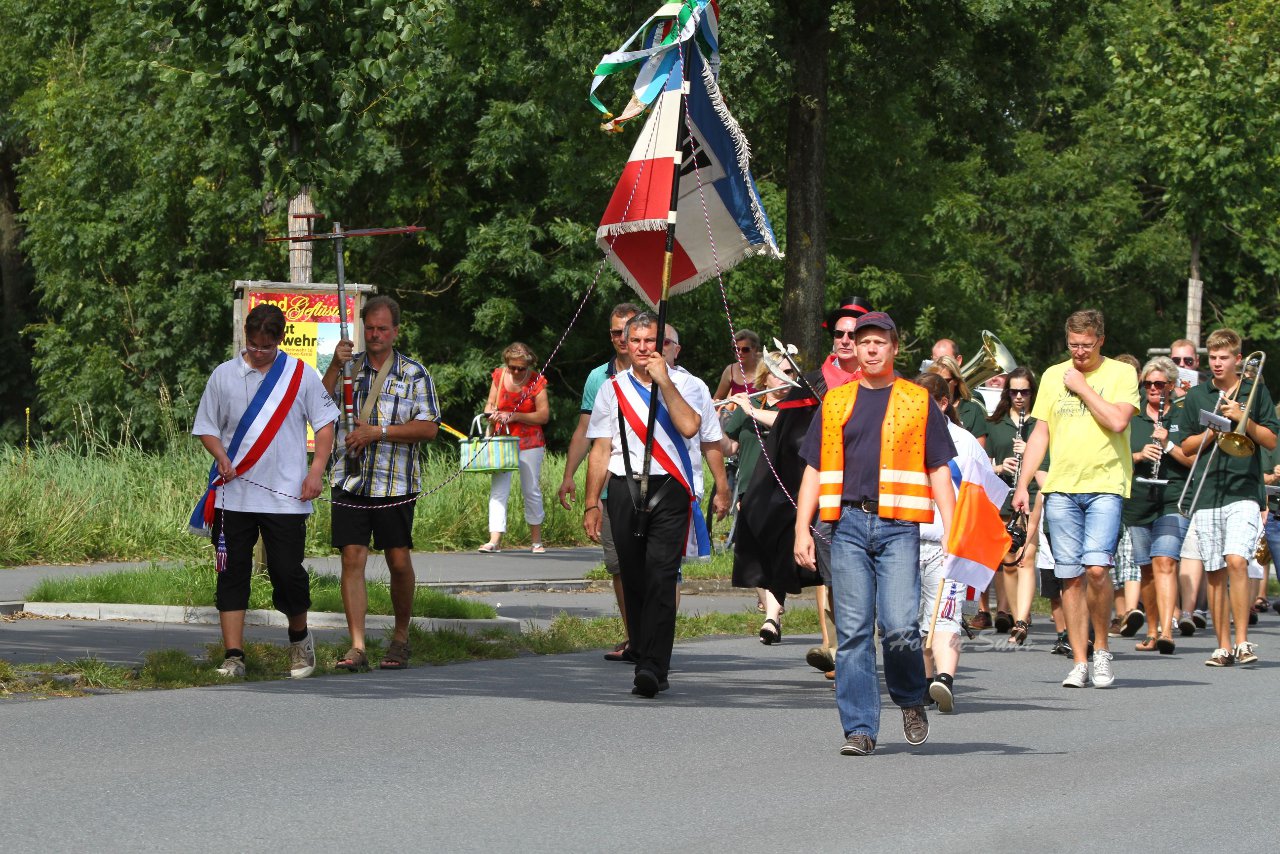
[960,330,1019,389]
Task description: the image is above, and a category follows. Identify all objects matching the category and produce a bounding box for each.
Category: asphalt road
[4,615,1278,851]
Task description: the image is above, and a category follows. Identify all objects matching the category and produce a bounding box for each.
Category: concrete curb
[424,580,606,594]
[19,602,521,636]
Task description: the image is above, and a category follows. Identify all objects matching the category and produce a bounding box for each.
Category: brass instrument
[1178,351,1266,517]
[959,330,1019,389]
[1217,351,1267,457]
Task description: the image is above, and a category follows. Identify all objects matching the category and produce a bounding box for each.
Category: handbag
[460,415,520,473]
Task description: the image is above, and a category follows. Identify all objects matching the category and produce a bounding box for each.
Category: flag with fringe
[592,0,781,306]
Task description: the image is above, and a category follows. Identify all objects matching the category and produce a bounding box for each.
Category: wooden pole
[1186,232,1203,346]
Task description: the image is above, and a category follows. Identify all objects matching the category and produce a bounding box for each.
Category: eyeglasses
[664,338,678,347]
[245,343,278,354]
[1009,388,1032,397]
[507,364,530,372]
[1141,380,1168,389]
[1171,356,1196,366]
[736,346,753,354]
[833,330,856,340]
[609,329,626,338]
[1066,340,1099,352]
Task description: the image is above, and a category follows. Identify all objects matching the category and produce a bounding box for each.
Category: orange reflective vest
[817,379,934,523]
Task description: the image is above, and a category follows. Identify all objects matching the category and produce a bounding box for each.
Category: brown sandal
[379,639,411,670]
[1009,620,1029,645]
[335,647,370,672]
[1135,636,1158,652]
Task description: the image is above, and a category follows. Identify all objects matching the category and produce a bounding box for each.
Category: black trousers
[214,509,311,616]
[606,474,689,680]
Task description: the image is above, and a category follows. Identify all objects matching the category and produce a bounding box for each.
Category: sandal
[758,618,782,645]
[1009,620,1029,646]
[531,543,546,554]
[1156,636,1176,655]
[604,640,634,662]
[477,542,500,554]
[1135,636,1158,652]
[1253,596,1270,614]
[379,639,411,670]
[335,647,370,672]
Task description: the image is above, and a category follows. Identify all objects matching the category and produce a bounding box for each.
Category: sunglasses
[609,329,626,338]
[1141,380,1168,389]
[507,364,530,372]
[1171,356,1196,366]
[736,346,754,354]
[1009,388,1032,397]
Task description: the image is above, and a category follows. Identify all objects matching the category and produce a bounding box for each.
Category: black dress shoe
[632,669,660,698]
[604,640,635,662]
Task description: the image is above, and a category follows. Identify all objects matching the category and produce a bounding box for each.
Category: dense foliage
[1,0,1276,449]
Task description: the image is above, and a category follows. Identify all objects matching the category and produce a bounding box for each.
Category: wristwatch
[381,425,388,440]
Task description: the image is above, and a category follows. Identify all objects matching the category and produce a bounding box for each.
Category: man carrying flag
[911,372,1012,715]
[583,311,703,698]
[191,303,337,679]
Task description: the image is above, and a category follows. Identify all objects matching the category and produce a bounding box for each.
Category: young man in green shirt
[1174,328,1279,666]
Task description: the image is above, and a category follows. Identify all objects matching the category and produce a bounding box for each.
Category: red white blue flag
[593,2,781,306]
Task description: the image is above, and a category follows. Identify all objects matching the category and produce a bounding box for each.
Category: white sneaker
[215,656,246,679]
[1061,662,1089,688]
[1091,648,1115,688]
[288,631,316,679]
[1235,641,1259,664]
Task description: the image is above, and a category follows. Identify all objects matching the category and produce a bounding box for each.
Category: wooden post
[1186,232,1203,346]
[288,188,315,286]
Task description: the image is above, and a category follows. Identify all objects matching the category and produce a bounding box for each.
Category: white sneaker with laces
[215,656,246,679]
[1235,641,1259,664]
[1062,662,1089,688]
[1091,648,1115,688]
[289,631,316,679]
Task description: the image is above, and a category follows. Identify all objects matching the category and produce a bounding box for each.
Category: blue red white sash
[188,351,306,536]
[612,372,712,558]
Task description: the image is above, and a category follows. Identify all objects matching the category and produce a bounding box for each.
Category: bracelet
[381,424,388,440]
[583,505,602,516]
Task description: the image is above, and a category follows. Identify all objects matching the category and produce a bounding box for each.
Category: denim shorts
[1042,492,1123,579]
[1127,514,1189,565]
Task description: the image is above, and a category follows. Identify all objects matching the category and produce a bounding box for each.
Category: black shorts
[1039,566,1064,600]
[213,510,311,616]
[331,488,418,551]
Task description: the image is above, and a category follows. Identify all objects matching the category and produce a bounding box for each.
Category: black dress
[731,368,829,602]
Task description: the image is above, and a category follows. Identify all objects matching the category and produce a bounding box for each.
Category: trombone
[1178,351,1266,517]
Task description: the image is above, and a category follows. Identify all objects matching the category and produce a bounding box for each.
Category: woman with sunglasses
[1125,356,1192,653]
[713,329,762,405]
[984,366,1043,643]
[479,342,550,554]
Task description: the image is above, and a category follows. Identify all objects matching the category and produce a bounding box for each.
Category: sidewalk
[0,546,606,602]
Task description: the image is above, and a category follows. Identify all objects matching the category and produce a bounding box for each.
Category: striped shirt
[329,350,440,497]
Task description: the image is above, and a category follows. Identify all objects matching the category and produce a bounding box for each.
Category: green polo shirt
[1125,399,1191,524]
[1173,377,1280,510]
[957,398,988,442]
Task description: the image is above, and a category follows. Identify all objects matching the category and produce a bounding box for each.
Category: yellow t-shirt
[1031,356,1140,497]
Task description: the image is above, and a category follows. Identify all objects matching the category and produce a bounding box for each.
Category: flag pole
[639,6,694,508]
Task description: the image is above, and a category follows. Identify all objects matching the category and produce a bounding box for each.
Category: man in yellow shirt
[1012,309,1139,689]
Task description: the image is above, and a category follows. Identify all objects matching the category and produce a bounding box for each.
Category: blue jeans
[1042,492,1123,579]
[1265,516,1280,585]
[829,507,926,741]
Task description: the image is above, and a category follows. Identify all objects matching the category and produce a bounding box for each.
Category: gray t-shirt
[192,353,338,514]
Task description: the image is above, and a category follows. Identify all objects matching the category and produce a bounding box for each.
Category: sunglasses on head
[1171,356,1196,366]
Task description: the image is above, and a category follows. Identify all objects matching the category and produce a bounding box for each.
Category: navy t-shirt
[800,385,957,501]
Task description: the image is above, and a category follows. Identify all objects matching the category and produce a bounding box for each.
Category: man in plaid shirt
[322,296,440,671]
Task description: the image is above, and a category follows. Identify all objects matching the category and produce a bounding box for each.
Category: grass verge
[585,550,735,582]
[25,564,497,620]
[0,606,801,698]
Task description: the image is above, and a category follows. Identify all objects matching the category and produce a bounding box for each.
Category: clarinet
[1003,410,1029,564]
[1010,410,1026,488]
[1147,391,1168,497]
